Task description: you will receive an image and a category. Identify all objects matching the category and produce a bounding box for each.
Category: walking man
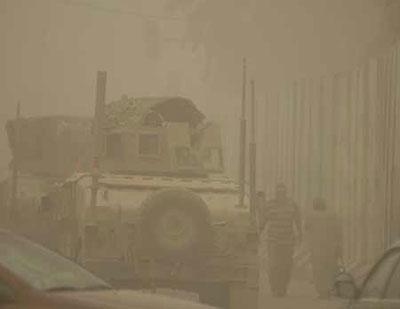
[305,198,342,299]
[263,183,302,297]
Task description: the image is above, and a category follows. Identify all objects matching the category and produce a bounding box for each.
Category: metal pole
[249,80,257,218]
[10,102,21,221]
[238,58,247,207]
[90,71,107,211]
[318,76,325,197]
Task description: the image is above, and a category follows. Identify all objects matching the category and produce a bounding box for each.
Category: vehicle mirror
[334,272,358,299]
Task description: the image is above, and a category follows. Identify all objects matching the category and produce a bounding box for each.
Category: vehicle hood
[50,289,215,309]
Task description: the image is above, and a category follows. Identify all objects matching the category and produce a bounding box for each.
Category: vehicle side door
[352,250,400,309]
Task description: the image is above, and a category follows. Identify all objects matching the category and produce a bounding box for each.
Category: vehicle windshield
[175,147,203,169]
[0,232,110,291]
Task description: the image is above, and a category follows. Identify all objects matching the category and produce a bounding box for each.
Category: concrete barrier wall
[259,41,400,270]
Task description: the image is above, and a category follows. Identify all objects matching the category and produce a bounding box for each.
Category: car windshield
[0,232,110,291]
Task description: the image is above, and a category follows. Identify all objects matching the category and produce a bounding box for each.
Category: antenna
[249,80,257,218]
[238,58,247,207]
[90,71,107,212]
[10,102,21,221]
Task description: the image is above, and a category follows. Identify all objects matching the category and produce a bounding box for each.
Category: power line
[61,0,186,21]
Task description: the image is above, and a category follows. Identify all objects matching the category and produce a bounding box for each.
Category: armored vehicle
[1,72,259,308]
[0,116,92,245]
[44,94,258,309]
[5,115,92,176]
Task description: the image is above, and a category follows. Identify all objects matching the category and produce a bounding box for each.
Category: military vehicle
[48,92,258,308]
[0,116,92,246]
[1,72,259,308]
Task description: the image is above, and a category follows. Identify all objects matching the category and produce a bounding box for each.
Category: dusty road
[258,237,346,309]
[149,243,347,309]
[258,277,346,309]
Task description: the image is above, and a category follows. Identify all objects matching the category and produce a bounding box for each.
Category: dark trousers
[310,253,339,298]
[267,242,294,297]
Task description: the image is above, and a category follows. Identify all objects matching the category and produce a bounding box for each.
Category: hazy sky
[0,0,190,117]
[0,0,395,172]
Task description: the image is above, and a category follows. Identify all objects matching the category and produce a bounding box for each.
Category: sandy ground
[141,234,348,308]
[258,234,347,309]
[258,277,346,309]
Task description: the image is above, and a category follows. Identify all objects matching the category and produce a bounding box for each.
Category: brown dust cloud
[0,0,398,173]
[1,1,400,309]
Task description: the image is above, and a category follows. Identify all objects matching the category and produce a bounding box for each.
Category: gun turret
[99,96,224,176]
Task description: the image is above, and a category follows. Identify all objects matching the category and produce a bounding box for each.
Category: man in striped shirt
[262,183,302,297]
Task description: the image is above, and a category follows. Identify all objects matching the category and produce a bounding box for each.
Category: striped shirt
[263,199,300,245]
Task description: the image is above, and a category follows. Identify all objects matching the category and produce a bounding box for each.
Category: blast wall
[260,41,400,271]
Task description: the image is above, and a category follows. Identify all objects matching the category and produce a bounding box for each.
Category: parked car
[335,242,400,308]
[0,229,215,308]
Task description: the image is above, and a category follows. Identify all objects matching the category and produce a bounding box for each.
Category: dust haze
[0,0,400,308]
[0,0,397,173]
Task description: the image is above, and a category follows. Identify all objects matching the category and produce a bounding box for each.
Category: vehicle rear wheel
[139,189,212,260]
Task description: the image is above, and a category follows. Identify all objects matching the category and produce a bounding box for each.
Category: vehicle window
[361,251,400,299]
[385,251,400,299]
[138,133,160,156]
[0,233,110,292]
[105,133,123,159]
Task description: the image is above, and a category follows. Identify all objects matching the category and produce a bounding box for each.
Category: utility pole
[90,71,107,211]
[10,102,21,221]
[238,58,247,207]
[249,80,257,219]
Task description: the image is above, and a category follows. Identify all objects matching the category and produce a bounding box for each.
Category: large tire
[139,188,212,260]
